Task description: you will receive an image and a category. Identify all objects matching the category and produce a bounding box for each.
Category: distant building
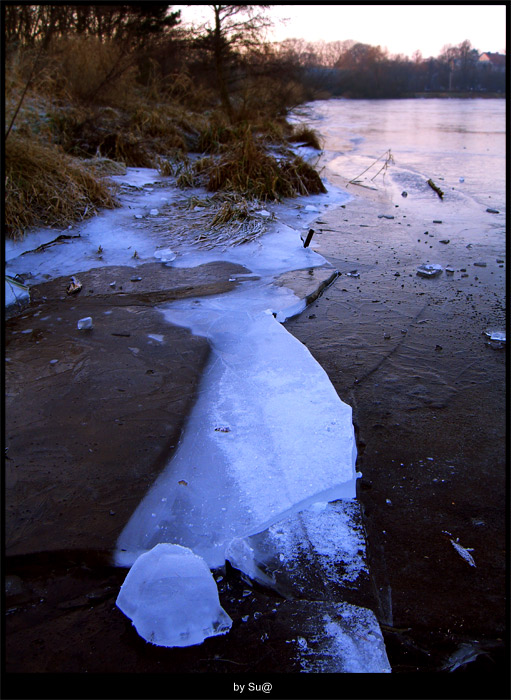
[478,52,506,72]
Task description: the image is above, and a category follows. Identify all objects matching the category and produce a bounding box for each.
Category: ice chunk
[154,247,177,263]
[147,333,164,343]
[77,316,93,330]
[484,329,506,342]
[116,543,232,647]
[416,264,443,278]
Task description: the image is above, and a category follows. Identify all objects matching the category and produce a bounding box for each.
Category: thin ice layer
[115,283,358,568]
[116,543,232,647]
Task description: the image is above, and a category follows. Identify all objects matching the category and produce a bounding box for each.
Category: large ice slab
[115,282,358,568]
[116,543,232,647]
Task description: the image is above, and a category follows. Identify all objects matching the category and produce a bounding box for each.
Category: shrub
[5,134,118,238]
[45,36,138,106]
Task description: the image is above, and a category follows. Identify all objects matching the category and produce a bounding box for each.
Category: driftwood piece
[427,178,444,200]
[20,234,82,255]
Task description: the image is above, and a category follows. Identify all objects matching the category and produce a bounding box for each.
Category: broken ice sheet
[115,283,358,568]
[225,500,368,597]
[281,600,391,673]
[116,543,232,647]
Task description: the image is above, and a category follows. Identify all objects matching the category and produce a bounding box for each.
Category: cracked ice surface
[115,281,358,568]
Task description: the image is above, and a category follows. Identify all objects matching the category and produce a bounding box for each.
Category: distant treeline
[275,38,506,98]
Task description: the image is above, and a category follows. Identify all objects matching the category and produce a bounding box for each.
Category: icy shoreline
[5,163,390,670]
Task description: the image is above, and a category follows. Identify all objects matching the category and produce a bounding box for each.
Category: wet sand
[4,182,508,696]
[284,180,507,675]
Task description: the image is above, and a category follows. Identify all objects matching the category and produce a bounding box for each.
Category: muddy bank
[5,262,252,557]
[284,186,507,677]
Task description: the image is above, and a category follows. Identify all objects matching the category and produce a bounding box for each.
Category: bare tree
[197,5,271,121]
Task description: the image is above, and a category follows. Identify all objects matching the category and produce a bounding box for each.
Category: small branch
[427,178,444,199]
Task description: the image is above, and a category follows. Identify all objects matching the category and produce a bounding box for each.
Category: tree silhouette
[196,5,271,121]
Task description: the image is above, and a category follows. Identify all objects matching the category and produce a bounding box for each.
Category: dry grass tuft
[196,127,326,200]
[83,156,127,176]
[289,125,323,150]
[5,135,118,239]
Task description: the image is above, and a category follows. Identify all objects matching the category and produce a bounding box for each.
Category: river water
[5,97,506,678]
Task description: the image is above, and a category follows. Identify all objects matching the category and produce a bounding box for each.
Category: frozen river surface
[307,97,505,217]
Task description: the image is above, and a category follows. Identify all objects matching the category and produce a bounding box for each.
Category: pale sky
[175,4,507,59]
